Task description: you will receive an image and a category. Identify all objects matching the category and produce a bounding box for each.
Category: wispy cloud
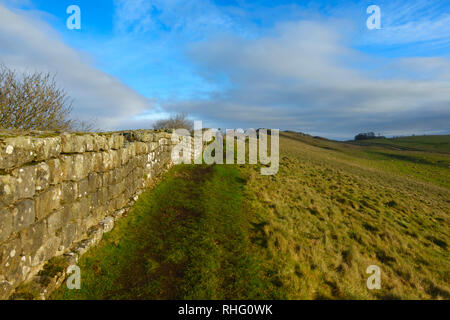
[0,4,152,129]
[360,0,450,47]
[113,0,237,39]
[161,20,450,138]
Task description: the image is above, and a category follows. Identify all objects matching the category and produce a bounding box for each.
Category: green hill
[350,135,450,154]
[52,133,450,300]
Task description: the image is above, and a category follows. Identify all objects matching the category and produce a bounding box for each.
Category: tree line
[354,132,386,141]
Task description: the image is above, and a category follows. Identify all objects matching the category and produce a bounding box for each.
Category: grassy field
[350,135,450,154]
[52,134,449,300]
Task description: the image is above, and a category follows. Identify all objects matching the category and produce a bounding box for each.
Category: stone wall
[0,130,177,299]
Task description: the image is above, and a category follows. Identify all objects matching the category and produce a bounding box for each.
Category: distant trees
[153,112,193,131]
[0,64,96,132]
[355,132,385,141]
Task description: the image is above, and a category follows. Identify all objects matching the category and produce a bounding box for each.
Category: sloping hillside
[52,133,449,300]
[239,132,449,299]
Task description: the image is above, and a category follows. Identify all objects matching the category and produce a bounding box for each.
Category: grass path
[52,164,276,300]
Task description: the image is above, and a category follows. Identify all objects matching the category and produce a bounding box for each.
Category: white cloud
[162,20,450,138]
[387,57,450,81]
[2,1,448,138]
[0,4,152,130]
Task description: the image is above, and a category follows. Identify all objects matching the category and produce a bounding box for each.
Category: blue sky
[1,0,449,139]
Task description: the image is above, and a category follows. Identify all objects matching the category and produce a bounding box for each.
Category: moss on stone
[9,283,40,300]
[36,133,61,138]
[38,256,68,279]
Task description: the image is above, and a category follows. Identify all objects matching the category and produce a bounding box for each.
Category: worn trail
[52,164,273,300]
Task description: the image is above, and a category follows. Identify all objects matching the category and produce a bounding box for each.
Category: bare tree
[153,112,193,131]
[0,64,76,131]
[70,118,99,132]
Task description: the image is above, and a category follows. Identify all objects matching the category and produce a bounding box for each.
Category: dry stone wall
[0,130,176,299]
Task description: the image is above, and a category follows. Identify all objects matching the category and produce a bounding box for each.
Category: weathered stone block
[108,181,125,199]
[134,142,147,155]
[101,171,110,187]
[47,158,63,185]
[106,135,115,150]
[84,135,95,152]
[103,170,112,186]
[77,179,89,199]
[61,203,79,224]
[31,236,60,267]
[61,133,74,153]
[88,204,107,227]
[0,175,17,207]
[0,276,13,300]
[100,217,114,233]
[110,167,124,185]
[72,154,88,181]
[88,173,102,193]
[0,137,34,170]
[61,154,88,181]
[46,209,67,236]
[93,135,108,152]
[61,223,77,250]
[119,148,129,165]
[136,154,146,168]
[149,142,159,152]
[101,151,114,172]
[113,193,128,211]
[61,133,87,153]
[35,162,50,192]
[0,236,22,284]
[35,186,61,221]
[0,207,13,243]
[19,220,46,258]
[148,151,155,162]
[34,137,62,161]
[111,150,120,168]
[12,165,36,200]
[78,196,90,219]
[136,131,155,142]
[106,200,115,214]
[61,181,78,203]
[121,146,134,166]
[65,197,89,222]
[112,135,124,150]
[91,152,103,172]
[13,199,35,233]
[74,135,87,153]
[123,161,133,177]
[60,155,73,181]
[98,187,109,206]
